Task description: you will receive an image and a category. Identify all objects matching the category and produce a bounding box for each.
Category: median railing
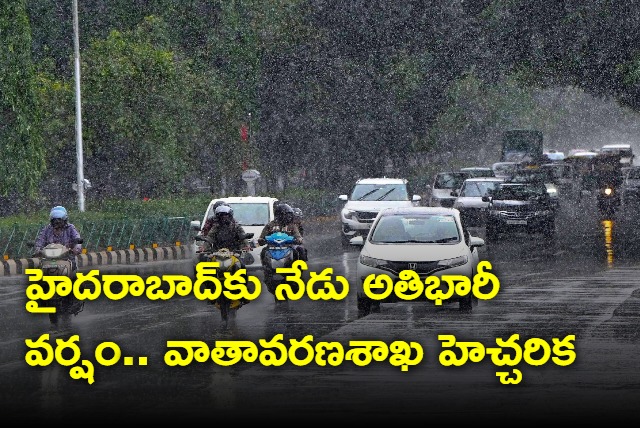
[0,195,340,261]
[0,215,198,260]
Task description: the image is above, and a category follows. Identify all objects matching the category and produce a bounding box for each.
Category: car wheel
[357,293,372,315]
[341,234,352,249]
[459,295,473,312]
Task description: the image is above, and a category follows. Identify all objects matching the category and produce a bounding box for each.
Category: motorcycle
[262,231,303,302]
[597,183,620,218]
[193,233,256,324]
[30,239,84,325]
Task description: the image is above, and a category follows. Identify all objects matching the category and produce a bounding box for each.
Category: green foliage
[81,16,194,197]
[0,0,46,197]
[0,194,212,229]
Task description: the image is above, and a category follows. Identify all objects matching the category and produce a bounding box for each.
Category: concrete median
[1,245,191,277]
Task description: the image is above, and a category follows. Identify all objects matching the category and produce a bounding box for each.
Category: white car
[452,177,505,227]
[338,178,422,247]
[351,207,485,315]
[460,166,495,178]
[190,196,279,270]
[426,171,469,208]
[491,161,518,179]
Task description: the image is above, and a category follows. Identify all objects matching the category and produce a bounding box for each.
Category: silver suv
[338,178,421,247]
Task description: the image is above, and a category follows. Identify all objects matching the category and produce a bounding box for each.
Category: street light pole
[73,0,86,212]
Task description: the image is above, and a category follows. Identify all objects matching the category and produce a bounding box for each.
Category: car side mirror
[469,236,485,250]
[190,220,201,231]
[338,194,348,202]
[481,196,490,203]
[350,236,364,246]
[450,190,458,197]
[412,194,422,202]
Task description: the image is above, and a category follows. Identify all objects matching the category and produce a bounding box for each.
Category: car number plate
[506,219,527,225]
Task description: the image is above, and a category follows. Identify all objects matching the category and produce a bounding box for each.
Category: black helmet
[274,203,294,222]
[292,207,303,220]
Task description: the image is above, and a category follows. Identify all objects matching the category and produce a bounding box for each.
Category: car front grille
[355,211,378,222]
[496,210,536,220]
[383,260,441,276]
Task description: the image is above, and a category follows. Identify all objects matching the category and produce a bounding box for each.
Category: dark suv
[483,182,556,241]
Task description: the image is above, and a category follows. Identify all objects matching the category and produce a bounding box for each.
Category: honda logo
[408,262,417,270]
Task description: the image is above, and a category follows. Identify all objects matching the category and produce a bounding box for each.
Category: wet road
[1,194,639,423]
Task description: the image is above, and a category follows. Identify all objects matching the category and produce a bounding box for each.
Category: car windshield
[464,169,495,178]
[493,163,517,175]
[206,202,270,226]
[459,181,501,197]
[350,183,409,201]
[602,147,632,158]
[494,185,547,201]
[434,173,468,189]
[541,164,571,179]
[370,214,460,244]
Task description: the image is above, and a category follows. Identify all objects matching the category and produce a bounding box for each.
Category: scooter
[262,231,301,302]
[31,239,84,325]
[193,233,255,324]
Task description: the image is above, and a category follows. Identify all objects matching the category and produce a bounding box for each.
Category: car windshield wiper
[432,237,459,243]
[375,188,396,201]
[357,188,382,201]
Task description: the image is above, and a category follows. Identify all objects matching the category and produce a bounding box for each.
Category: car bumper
[341,219,373,237]
[487,213,553,231]
[355,263,474,303]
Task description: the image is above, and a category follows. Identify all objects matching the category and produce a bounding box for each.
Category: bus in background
[600,143,634,167]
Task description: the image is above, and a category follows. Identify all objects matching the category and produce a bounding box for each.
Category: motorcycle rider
[292,207,305,236]
[205,204,252,305]
[291,207,308,261]
[201,200,231,236]
[258,203,305,263]
[34,206,83,274]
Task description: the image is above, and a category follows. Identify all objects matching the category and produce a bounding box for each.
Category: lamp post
[73,0,86,212]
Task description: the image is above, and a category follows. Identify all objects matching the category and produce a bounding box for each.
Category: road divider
[1,245,191,276]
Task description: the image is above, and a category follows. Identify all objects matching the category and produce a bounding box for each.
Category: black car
[483,182,556,241]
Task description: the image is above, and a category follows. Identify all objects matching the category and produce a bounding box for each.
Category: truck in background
[501,129,545,165]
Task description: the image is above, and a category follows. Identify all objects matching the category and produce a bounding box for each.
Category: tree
[0,0,46,201]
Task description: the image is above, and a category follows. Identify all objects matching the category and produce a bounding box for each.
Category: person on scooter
[291,207,308,261]
[258,203,305,263]
[201,201,232,236]
[34,205,83,273]
[292,207,305,237]
[205,204,252,305]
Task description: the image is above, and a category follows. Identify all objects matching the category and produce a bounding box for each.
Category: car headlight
[342,209,356,220]
[359,254,389,269]
[547,188,557,195]
[437,255,468,268]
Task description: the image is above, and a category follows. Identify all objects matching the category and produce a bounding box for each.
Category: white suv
[338,178,421,247]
